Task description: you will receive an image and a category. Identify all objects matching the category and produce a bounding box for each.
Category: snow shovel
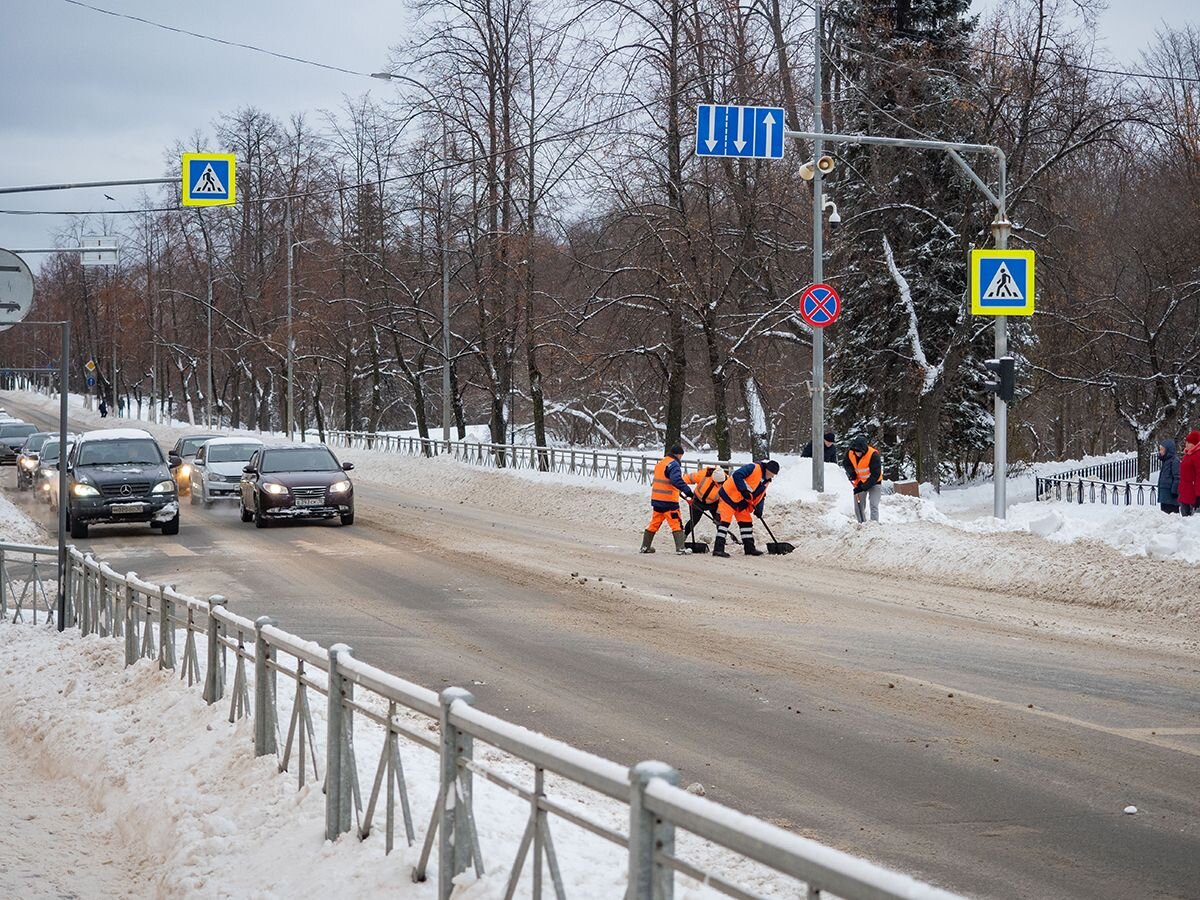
[759,518,795,555]
[682,503,710,554]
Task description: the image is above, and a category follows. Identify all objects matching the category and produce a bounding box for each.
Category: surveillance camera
[799,161,815,181]
[828,208,841,229]
[817,155,836,174]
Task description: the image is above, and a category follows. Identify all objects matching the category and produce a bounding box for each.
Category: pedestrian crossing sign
[181,153,237,207]
[970,249,1035,316]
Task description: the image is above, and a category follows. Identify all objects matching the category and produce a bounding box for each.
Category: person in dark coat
[1157,439,1180,514]
[802,432,837,463]
[98,397,108,418]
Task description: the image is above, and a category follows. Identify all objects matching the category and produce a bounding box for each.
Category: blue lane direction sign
[696,104,786,160]
[86,376,96,387]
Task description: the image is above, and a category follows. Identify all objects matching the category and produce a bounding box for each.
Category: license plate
[111,502,146,514]
[295,498,323,507]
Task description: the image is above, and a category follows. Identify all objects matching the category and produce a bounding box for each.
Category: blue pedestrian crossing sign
[182,153,237,207]
[696,104,786,160]
[970,249,1035,316]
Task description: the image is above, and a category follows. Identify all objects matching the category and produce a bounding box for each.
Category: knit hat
[1187,430,1200,446]
[669,444,684,457]
[764,460,780,474]
[824,432,835,443]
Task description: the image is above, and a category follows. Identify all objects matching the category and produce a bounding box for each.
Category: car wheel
[340,511,354,526]
[239,497,253,522]
[254,497,268,529]
[189,484,200,505]
[160,514,180,536]
[68,511,88,540]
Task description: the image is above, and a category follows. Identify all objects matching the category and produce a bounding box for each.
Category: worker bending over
[713,459,779,558]
[681,464,727,543]
[640,444,695,554]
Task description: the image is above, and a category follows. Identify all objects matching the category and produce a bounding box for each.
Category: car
[0,422,38,465]
[190,437,263,506]
[65,428,180,538]
[15,431,54,490]
[37,435,78,509]
[239,444,354,528]
[167,433,223,495]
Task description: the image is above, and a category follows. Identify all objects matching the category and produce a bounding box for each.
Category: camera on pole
[983,356,1016,403]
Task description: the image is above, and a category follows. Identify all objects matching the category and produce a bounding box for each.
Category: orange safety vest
[650,456,683,504]
[720,464,766,506]
[685,467,722,505]
[848,447,877,485]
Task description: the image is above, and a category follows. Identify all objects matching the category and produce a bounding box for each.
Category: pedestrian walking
[1157,439,1181,514]
[1179,430,1200,517]
[640,445,695,554]
[844,436,882,523]
[802,431,837,463]
[98,397,108,418]
[713,459,779,558]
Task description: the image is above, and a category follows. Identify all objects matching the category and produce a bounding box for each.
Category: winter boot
[672,530,691,555]
[639,530,656,554]
[712,537,730,558]
[743,538,764,557]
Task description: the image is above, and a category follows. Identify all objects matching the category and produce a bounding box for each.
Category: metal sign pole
[57,321,69,630]
[991,216,1011,518]
[810,0,825,493]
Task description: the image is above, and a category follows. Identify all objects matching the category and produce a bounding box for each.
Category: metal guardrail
[325,431,727,486]
[1042,453,1161,485]
[0,542,59,624]
[0,539,963,900]
[1035,476,1160,506]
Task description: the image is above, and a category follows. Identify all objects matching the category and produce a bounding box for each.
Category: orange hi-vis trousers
[646,507,683,533]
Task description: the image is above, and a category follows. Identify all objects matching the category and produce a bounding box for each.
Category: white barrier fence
[2,541,962,900]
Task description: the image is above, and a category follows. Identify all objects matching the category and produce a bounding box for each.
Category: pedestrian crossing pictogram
[181,153,237,207]
[191,163,226,196]
[970,249,1035,317]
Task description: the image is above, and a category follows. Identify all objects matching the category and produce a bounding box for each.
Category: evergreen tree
[826,0,994,485]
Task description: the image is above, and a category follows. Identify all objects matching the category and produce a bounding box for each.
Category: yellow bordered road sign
[182,153,237,207]
[970,249,1035,316]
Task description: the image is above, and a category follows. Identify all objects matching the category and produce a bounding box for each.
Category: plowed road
[5,395,1198,899]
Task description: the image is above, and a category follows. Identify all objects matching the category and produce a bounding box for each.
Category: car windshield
[208,443,260,464]
[1,424,37,439]
[181,436,219,456]
[77,439,164,466]
[41,441,74,464]
[261,448,339,473]
[23,434,50,452]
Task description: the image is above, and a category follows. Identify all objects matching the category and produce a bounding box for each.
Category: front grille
[101,481,151,497]
[291,486,327,501]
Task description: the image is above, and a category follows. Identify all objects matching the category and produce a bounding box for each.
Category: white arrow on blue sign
[696,104,786,160]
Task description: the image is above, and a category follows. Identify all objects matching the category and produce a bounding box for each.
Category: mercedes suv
[66,429,180,538]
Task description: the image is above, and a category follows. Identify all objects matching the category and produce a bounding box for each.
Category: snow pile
[0,622,811,899]
[0,488,47,545]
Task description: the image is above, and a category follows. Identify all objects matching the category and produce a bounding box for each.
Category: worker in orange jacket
[713,460,779,557]
[640,445,695,554]
[681,464,727,542]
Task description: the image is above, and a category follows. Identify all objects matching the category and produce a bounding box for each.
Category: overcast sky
[0,0,1192,263]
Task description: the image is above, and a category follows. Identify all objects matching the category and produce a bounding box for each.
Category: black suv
[66,429,180,538]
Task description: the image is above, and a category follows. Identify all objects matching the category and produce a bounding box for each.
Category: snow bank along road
[4,392,1199,899]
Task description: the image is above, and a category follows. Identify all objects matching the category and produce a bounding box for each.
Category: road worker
[844,436,882,523]
[681,464,727,543]
[640,444,695,554]
[713,459,779,558]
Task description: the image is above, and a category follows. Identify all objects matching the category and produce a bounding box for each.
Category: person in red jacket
[1179,430,1200,517]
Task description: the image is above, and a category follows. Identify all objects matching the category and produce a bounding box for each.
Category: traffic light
[983,356,1016,403]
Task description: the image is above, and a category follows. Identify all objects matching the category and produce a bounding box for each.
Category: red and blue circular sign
[799,283,841,328]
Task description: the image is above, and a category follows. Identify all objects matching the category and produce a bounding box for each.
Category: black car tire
[240,498,252,522]
[161,515,180,536]
[189,486,200,505]
[254,497,268,528]
[340,511,354,526]
[68,511,88,540]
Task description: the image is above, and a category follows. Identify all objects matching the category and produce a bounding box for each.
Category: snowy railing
[1043,453,1161,485]
[6,540,962,900]
[325,430,726,485]
[1035,476,1160,507]
[0,542,58,624]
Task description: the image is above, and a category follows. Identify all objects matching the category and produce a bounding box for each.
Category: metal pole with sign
[810,0,826,492]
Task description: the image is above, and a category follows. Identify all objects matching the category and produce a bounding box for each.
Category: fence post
[326,643,354,840]
[254,616,278,757]
[203,595,226,704]
[159,587,176,670]
[438,686,476,900]
[0,547,7,620]
[123,581,138,667]
[628,761,678,900]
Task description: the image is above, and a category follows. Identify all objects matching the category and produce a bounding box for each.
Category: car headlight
[73,483,100,497]
[261,482,288,495]
[329,480,351,494]
[20,457,38,470]
[178,464,191,478]
[152,480,176,494]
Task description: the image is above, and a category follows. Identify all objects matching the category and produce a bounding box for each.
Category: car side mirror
[169,453,182,466]
[342,462,354,471]
[243,465,256,474]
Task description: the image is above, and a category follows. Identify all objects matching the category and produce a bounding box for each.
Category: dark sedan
[0,422,38,465]
[239,445,354,527]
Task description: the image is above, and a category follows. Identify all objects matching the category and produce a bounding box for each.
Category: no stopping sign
[799,283,841,328]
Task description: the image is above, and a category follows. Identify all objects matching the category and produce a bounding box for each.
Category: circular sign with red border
[799,283,841,328]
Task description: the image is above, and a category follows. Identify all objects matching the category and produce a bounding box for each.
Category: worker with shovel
[713,460,779,558]
[640,444,696,555]
[680,464,728,553]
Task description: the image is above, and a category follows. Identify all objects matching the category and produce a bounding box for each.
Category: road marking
[883,670,1200,759]
[157,544,197,558]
